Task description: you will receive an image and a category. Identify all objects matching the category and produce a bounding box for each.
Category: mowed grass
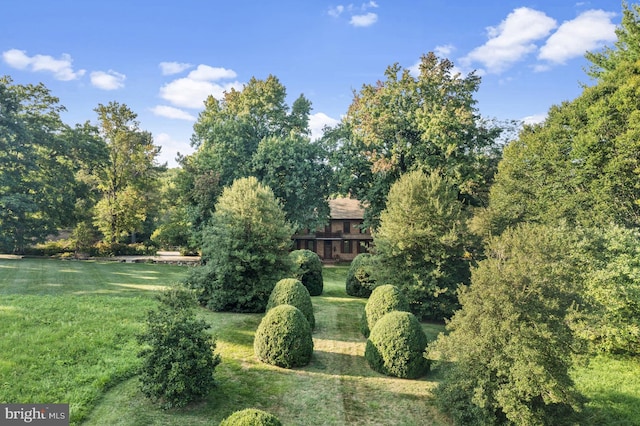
[1,258,639,425]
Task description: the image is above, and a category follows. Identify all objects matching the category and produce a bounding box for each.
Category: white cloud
[154,132,192,167]
[90,70,126,90]
[350,12,378,27]
[159,61,192,75]
[187,64,237,81]
[538,10,616,64]
[159,64,242,109]
[462,8,557,74]
[151,105,197,121]
[328,5,344,17]
[2,49,85,81]
[434,44,455,58]
[309,112,340,141]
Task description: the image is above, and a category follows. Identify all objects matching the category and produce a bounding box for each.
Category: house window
[306,240,316,252]
[342,240,353,253]
[343,221,351,233]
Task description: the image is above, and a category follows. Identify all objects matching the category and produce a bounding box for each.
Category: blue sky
[1,1,621,166]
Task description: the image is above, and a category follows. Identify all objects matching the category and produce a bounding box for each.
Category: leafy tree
[373,170,470,320]
[253,134,332,231]
[432,224,584,425]
[137,286,221,409]
[185,177,293,312]
[476,4,640,236]
[570,225,640,355]
[0,77,103,253]
[179,75,327,247]
[92,102,163,243]
[329,53,503,228]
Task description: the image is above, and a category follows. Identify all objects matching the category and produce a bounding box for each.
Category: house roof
[329,198,365,220]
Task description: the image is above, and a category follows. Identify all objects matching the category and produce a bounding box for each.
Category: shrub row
[362,284,430,379]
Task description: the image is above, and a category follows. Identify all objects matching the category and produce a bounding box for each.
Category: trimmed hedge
[254,304,313,368]
[219,408,282,426]
[346,253,377,297]
[362,284,409,337]
[266,278,315,329]
[365,310,429,379]
[289,249,323,296]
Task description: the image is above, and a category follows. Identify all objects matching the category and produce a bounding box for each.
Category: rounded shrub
[266,278,315,329]
[362,284,409,337]
[219,408,282,426]
[365,310,429,379]
[254,304,313,368]
[289,249,323,296]
[346,253,377,297]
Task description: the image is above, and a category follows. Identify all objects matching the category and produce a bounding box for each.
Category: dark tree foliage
[327,53,503,228]
[365,310,429,379]
[137,287,221,409]
[289,249,324,296]
[362,284,409,337]
[432,224,584,425]
[266,278,315,330]
[254,304,313,368]
[184,177,293,312]
[345,253,377,297]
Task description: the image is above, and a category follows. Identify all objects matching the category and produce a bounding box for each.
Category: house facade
[292,198,373,262]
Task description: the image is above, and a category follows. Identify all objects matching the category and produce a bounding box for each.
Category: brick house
[292,197,373,262]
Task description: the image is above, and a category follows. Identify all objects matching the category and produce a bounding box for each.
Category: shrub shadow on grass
[579,391,640,425]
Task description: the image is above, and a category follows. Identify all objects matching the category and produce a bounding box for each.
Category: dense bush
[266,278,315,329]
[346,253,377,297]
[219,408,283,426]
[185,177,294,312]
[362,284,409,337]
[373,170,469,321]
[137,287,221,408]
[365,310,429,379]
[289,249,323,296]
[254,304,313,368]
[432,224,584,425]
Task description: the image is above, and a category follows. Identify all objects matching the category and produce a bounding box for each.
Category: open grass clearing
[1,258,639,425]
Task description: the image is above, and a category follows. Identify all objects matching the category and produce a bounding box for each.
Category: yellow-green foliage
[219,408,282,426]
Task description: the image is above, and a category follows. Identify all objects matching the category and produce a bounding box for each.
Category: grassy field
[1,258,639,425]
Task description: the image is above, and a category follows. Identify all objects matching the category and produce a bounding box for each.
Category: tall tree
[0,77,90,253]
[373,169,469,320]
[180,75,329,246]
[331,53,503,228]
[432,224,584,425]
[185,177,294,312]
[476,4,640,236]
[252,133,332,231]
[93,102,163,243]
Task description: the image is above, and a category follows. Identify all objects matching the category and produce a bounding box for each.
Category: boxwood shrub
[219,408,282,426]
[289,249,323,296]
[362,284,409,337]
[254,304,313,368]
[346,253,377,297]
[266,278,315,329]
[365,310,429,379]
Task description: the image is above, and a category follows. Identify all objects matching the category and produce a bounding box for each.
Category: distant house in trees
[293,198,373,262]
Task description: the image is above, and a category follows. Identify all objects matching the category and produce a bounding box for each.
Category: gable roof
[329,198,365,220]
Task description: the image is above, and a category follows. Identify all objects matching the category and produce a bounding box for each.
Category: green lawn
[1,258,638,425]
